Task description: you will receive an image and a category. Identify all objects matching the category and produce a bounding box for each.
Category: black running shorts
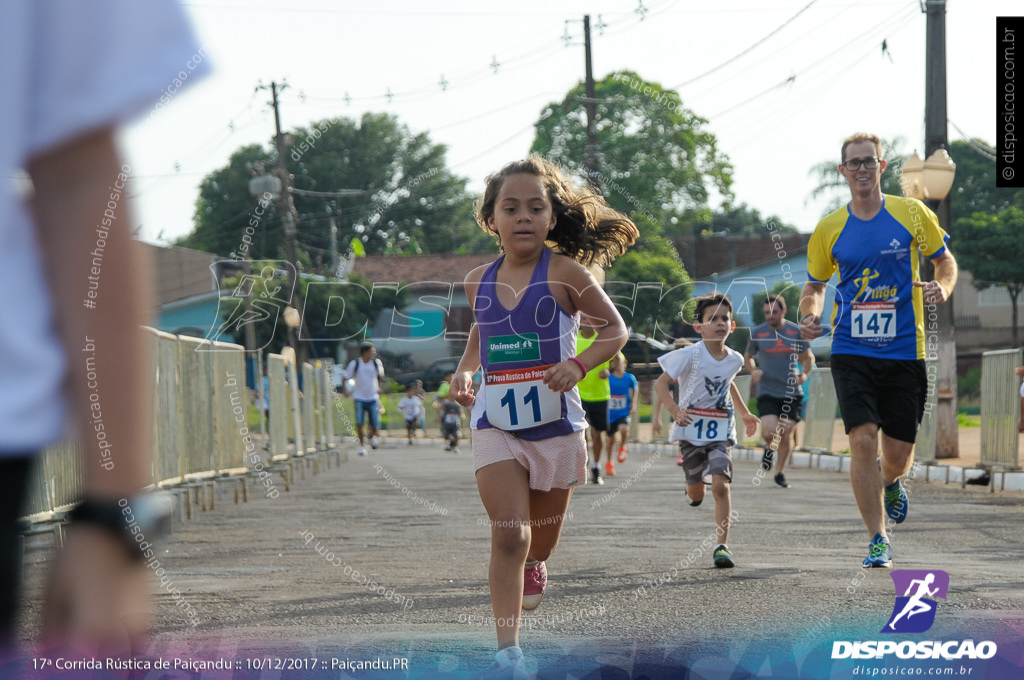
[756,394,803,423]
[581,399,609,432]
[830,354,928,444]
[606,415,630,436]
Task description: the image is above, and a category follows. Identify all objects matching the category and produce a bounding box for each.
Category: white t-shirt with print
[657,342,744,445]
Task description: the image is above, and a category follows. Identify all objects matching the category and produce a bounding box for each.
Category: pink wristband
[568,356,587,378]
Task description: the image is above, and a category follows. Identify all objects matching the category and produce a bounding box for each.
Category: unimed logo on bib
[882,570,949,634]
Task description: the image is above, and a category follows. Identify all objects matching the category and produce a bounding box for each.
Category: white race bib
[484,364,561,431]
[444,413,460,425]
[681,407,730,443]
[609,395,627,411]
[851,301,896,339]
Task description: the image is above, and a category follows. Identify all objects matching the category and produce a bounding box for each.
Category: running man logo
[881,569,949,634]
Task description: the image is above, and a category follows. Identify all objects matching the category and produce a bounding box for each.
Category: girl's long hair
[475,156,639,268]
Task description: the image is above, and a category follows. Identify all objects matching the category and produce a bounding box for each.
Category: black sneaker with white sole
[774,473,791,488]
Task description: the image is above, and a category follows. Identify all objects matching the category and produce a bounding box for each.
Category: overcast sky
[122,0,1016,246]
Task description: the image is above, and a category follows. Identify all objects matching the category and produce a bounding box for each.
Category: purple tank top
[470,249,585,440]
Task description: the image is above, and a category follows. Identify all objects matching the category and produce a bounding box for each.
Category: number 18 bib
[681,407,730,443]
[484,364,561,431]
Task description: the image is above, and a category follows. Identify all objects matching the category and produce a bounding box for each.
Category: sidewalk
[632,419,995,468]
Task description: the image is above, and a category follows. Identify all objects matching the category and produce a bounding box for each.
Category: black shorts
[830,354,928,444]
[1,454,35,639]
[756,394,803,423]
[606,415,630,436]
[581,399,609,433]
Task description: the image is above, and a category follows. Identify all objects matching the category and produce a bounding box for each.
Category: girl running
[450,156,638,673]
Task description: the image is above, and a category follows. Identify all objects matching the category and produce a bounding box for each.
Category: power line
[950,120,997,161]
[668,0,823,91]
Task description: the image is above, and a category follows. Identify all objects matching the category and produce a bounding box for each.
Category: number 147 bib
[484,364,561,431]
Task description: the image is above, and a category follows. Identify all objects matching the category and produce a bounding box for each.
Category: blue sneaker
[862,533,892,568]
[884,480,908,524]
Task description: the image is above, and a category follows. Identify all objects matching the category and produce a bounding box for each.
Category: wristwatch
[67,492,173,562]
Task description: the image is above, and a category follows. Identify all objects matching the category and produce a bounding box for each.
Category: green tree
[955,206,1024,346]
[606,233,693,340]
[703,203,800,238]
[806,136,908,217]
[530,70,733,232]
[216,264,404,357]
[947,139,1024,226]
[180,113,490,264]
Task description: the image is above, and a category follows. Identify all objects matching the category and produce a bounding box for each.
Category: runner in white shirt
[397,385,423,445]
[655,294,759,569]
[343,342,385,455]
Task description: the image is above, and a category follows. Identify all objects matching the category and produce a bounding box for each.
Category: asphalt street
[16,436,1024,678]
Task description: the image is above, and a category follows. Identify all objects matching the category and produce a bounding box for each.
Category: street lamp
[899,149,956,201]
[901,146,959,459]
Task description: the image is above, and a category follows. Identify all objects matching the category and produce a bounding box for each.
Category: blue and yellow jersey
[807,195,948,360]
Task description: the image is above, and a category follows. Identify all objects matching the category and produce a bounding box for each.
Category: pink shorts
[472,428,588,491]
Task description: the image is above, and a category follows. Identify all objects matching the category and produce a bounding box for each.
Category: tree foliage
[703,203,800,237]
[954,206,1024,346]
[530,70,733,233]
[215,264,405,357]
[947,139,1024,226]
[180,113,490,266]
[606,231,693,341]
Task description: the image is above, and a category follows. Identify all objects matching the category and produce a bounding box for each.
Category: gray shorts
[678,440,733,486]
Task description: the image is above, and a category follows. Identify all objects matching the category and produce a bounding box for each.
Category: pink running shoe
[522,561,547,610]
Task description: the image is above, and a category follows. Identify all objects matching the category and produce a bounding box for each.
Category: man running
[744,294,814,488]
[800,132,958,568]
[344,342,385,456]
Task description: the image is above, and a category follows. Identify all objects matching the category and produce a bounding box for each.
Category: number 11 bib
[484,364,561,431]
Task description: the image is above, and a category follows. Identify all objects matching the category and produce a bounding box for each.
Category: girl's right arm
[451,266,486,407]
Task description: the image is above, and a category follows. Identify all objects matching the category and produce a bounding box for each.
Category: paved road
[17,436,1024,678]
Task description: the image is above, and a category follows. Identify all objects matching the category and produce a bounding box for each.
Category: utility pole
[329,216,339,276]
[924,0,958,458]
[583,15,602,192]
[258,80,309,367]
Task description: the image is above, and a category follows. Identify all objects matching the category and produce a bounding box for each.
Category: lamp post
[901,145,959,458]
[243,172,284,385]
[916,0,959,458]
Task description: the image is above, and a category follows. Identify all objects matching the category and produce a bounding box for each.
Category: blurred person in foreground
[0,0,207,656]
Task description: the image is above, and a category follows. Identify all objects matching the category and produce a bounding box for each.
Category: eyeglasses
[843,157,881,171]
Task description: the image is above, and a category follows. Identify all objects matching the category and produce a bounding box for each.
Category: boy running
[655,294,759,568]
[607,353,638,464]
[397,385,423,445]
[440,396,463,454]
